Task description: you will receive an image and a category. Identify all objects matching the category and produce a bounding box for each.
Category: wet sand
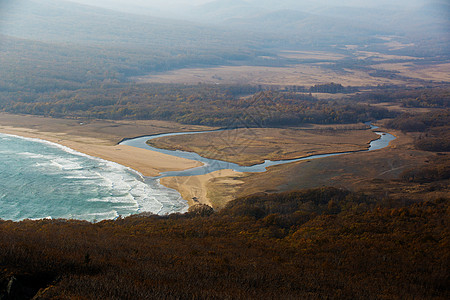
[0,114,235,208]
[160,169,245,209]
[0,114,205,177]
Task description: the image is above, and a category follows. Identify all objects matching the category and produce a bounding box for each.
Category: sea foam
[0,133,188,221]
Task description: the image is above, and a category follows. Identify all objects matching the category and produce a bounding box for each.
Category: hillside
[0,0,448,96]
[0,0,271,90]
[0,2,448,298]
[0,187,448,299]
[0,0,251,46]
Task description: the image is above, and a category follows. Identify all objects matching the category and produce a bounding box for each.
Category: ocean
[0,133,187,222]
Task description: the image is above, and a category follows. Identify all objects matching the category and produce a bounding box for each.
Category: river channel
[120,123,396,179]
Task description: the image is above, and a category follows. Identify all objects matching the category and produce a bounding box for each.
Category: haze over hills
[1,0,448,49]
[0,0,448,94]
[0,0,271,91]
[0,0,254,47]
[63,0,449,37]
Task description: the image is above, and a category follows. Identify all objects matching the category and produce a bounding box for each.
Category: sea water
[0,133,187,222]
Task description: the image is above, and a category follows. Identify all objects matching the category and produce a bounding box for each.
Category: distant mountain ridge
[2,0,447,52]
[0,0,448,92]
[0,0,246,46]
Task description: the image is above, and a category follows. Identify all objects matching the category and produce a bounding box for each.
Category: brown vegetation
[131,54,449,87]
[0,82,448,299]
[230,113,449,203]
[149,124,376,166]
[0,187,448,299]
[386,110,450,153]
[1,85,393,127]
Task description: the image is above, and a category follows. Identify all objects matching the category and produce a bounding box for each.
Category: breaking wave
[0,133,187,222]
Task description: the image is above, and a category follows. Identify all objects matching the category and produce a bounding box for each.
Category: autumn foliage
[0,187,448,299]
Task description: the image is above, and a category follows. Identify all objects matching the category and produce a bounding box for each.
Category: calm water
[0,133,187,221]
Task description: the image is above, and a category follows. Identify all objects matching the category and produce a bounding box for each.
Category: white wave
[51,157,83,171]
[64,175,98,180]
[0,132,188,220]
[17,151,47,159]
[3,133,147,179]
[78,210,120,220]
[87,195,137,204]
[28,216,53,221]
[115,205,140,210]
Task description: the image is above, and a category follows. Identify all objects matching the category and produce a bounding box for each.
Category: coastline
[2,123,238,210]
[0,114,228,210]
[0,114,210,177]
[0,114,398,211]
[0,126,203,177]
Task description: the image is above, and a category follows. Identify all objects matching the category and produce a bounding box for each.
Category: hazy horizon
[64,0,439,18]
[66,0,430,9]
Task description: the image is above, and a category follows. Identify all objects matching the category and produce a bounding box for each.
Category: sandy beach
[0,128,203,178]
[0,113,219,175]
[160,169,245,209]
[0,114,217,204]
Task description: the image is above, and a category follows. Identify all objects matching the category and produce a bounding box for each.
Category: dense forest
[387,109,450,152]
[0,185,448,299]
[0,83,394,127]
[351,87,450,108]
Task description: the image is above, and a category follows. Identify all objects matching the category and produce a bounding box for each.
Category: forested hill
[0,84,393,127]
[0,187,448,298]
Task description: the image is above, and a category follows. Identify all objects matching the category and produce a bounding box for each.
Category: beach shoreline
[0,113,397,211]
[0,114,221,209]
[0,125,204,177]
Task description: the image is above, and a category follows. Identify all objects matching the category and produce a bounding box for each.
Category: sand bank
[0,125,202,177]
[0,114,208,177]
[0,114,247,209]
[0,114,238,208]
[160,169,245,209]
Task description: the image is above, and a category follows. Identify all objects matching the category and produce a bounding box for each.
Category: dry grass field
[159,117,448,209]
[370,62,450,83]
[154,123,385,208]
[354,51,421,61]
[278,50,347,60]
[148,123,376,166]
[208,127,446,204]
[132,49,449,87]
[132,64,407,87]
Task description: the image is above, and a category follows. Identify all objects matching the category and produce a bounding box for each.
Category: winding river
[0,124,395,221]
[120,123,396,179]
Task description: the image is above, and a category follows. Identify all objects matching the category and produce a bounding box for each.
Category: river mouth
[0,123,395,221]
[0,133,189,221]
[120,123,396,178]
